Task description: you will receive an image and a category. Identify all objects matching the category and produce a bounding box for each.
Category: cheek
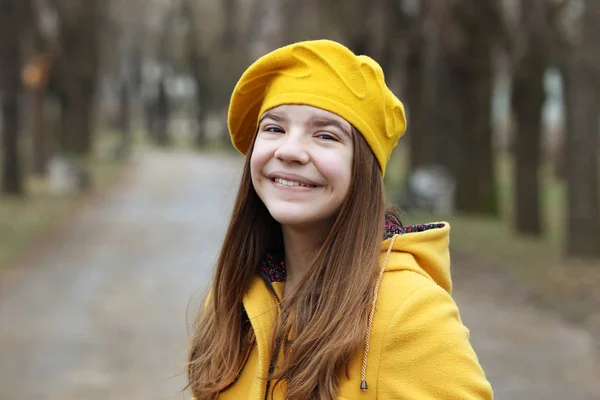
[315,149,353,193]
[250,139,272,185]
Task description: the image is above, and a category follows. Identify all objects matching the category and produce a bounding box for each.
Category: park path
[1,150,599,400]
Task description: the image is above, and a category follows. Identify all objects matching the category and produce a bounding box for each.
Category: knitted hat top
[227,39,407,176]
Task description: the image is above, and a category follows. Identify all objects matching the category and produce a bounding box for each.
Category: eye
[316,133,338,141]
[264,125,284,133]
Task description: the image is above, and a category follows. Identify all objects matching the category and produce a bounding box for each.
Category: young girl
[187,39,493,400]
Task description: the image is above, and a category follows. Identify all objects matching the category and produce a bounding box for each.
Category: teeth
[274,178,314,188]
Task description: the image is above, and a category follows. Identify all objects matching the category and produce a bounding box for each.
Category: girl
[187,39,493,399]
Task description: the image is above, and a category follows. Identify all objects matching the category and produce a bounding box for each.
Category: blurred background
[1,0,599,399]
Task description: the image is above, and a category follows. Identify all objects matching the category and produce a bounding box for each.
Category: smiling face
[250,104,354,232]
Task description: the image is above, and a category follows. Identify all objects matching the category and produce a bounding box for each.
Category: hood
[359,216,451,392]
[381,216,452,294]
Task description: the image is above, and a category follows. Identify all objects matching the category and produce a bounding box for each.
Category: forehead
[260,104,351,128]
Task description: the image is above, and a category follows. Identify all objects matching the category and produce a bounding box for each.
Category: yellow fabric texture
[211,224,493,399]
[227,39,407,176]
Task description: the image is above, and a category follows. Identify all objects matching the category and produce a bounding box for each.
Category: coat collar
[257,214,444,284]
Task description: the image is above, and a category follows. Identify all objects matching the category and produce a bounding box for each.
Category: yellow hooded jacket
[205,221,493,399]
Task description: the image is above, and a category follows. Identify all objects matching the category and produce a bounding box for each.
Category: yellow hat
[227,39,407,176]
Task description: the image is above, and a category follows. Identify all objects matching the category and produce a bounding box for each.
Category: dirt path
[1,150,598,399]
[452,266,600,400]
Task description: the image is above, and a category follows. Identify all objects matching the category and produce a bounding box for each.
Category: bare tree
[563,0,600,258]
[402,2,462,178]
[383,1,432,173]
[509,0,554,236]
[0,0,25,195]
[50,0,105,155]
[181,0,211,148]
[176,0,257,145]
[20,0,58,177]
[149,4,179,147]
[426,0,508,216]
[154,78,171,147]
[213,0,252,113]
[103,0,147,158]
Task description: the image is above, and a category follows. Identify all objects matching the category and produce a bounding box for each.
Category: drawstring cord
[360,234,397,391]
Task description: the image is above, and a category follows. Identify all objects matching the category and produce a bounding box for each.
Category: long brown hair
[187,128,387,399]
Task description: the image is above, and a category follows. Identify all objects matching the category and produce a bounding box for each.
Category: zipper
[258,269,282,305]
[264,357,276,400]
[258,270,282,400]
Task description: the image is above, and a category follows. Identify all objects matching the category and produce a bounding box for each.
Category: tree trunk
[154,79,170,147]
[406,16,460,181]
[195,93,207,149]
[427,33,461,177]
[58,84,94,155]
[116,81,131,158]
[563,6,600,258]
[405,41,428,172]
[182,0,210,150]
[0,0,24,195]
[439,1,499,216]
[22,0,53,177]
[564,71,600,257]
[511,52,546,236]
[222,0,238,50]
[52,0,103,156]
[31,88,47,175]
[453,61,498,215]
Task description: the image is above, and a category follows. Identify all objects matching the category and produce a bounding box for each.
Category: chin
[269,211,315,227]
[266,204,325,229]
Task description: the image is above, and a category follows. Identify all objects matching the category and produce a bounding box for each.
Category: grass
[385,146,567,241]
[385,149,600,336]
[0,137,127,270]
[495,155,567,244]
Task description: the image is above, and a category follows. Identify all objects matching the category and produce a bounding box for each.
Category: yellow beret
[227,39,407,176]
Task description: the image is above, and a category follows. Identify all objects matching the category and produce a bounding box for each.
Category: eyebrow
[258,112,352,138]
[259,112,287,124]
[308,117,352,138]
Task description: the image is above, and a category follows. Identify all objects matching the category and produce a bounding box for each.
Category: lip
[266,172,320,187]
[269,179,317,193]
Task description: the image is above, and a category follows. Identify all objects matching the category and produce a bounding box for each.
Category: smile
[273,177,317,188]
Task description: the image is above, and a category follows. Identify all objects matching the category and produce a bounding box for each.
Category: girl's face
[251,104,354,231]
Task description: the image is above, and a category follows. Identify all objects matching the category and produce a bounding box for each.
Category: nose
[274,131,310,164]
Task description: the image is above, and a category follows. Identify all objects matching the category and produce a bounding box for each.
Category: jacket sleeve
[378,285,493,399]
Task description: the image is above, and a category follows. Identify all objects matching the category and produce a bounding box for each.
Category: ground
[0,150,599,399]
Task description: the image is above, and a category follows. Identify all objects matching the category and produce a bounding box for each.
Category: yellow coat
[209,223,493,399]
